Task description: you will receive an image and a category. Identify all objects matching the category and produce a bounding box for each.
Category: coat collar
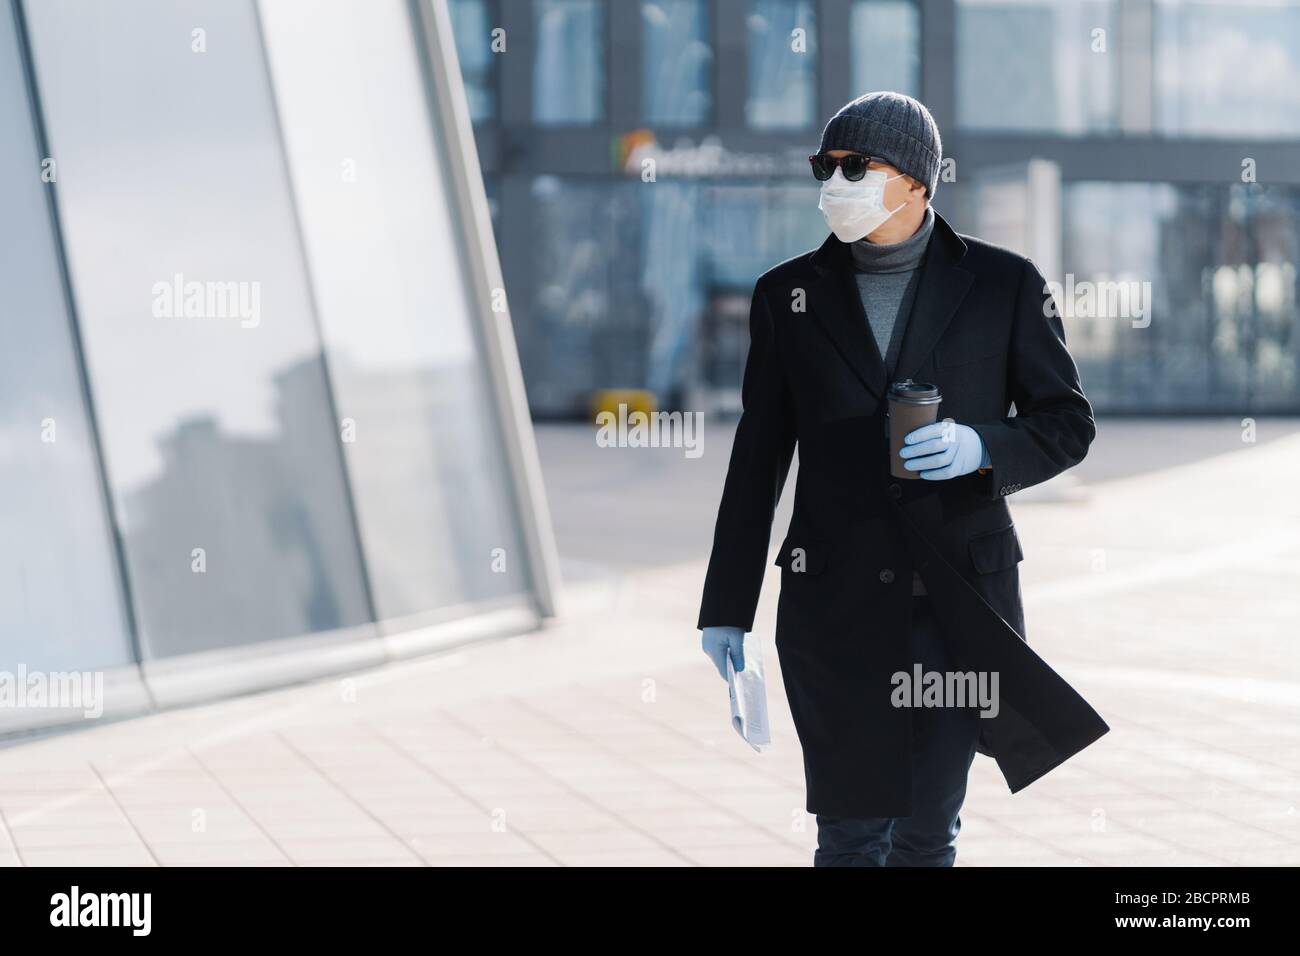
[806,210,974,402]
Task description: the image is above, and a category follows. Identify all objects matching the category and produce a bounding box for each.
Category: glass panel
[851,0,920,97]
[525,176,641,415]
[697,182,827,410]
[259,0,532,619]
[642,0,713,125]
[1155,0,1300,138]
[746,0,818,130]
[520,176,829,415]
[1062,181,1300,412]
[0,2,134,672]
[1245,188,1300,404]
[956,0,1117,134]
[533,0,604,124]
[448,0,495,122]
[23,0,373,657]
[640,180,706,399]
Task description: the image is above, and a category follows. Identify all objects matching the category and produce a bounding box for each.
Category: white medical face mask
[818,167,907,243]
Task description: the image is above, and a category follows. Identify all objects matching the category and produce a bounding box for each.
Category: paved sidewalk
[1,419,1298,866]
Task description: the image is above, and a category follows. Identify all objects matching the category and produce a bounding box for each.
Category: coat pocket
[968,524,1024,574]
[773,536,829,576]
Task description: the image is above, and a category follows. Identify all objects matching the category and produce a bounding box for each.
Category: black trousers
[813,595,982,866]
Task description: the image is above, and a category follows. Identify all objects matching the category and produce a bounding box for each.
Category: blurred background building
[1,0,560,735]
[450,0,1300,416]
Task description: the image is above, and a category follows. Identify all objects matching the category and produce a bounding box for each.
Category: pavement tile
[410,835,555,864]
[525,828,664,856]
[279,838,419,864]
[551,847,692,867]
[424,854,554,867]
[679,843,809,866]
[255,817,394,841]
[20,845,157,866]
[8,826,147,849]
[148,840,289,865]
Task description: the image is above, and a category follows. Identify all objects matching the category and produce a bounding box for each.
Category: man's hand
[702,626,745,680]
[900,419,990,480]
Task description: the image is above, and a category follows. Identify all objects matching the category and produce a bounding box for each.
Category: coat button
[879,568,895,584]
[888,483,902,500]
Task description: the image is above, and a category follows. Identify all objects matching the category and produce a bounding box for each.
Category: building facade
[451,0,1300,416]
[2,0,560,736]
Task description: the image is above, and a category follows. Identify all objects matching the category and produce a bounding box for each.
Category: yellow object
[591,389,657,421]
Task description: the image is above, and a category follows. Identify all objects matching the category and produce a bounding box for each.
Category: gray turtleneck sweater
[850,205,934,380]
[852,206,935,596]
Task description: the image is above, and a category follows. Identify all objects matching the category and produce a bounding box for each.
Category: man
[698,92,1108,867]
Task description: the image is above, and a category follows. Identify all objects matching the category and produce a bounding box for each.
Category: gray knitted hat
[819,91,942,197]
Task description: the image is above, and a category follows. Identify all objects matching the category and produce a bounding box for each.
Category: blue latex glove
[702,626,745,680]
[900,419,991,480]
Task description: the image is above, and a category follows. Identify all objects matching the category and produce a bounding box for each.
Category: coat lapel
[807,212,974,399]
[892,213,974,384]
[808,233,888,402]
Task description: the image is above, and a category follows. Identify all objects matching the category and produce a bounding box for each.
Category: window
[956,0,1118,134]
[1154,0,1300,138]
[1063,181,1300,411]
[642,0,713,125]
[522,175,831,416]
[851,1,920,97]
[526,176,641,414]
[534,0,605,124]
[746,0,818,130]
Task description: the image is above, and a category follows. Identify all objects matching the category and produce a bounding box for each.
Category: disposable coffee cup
[888,379,943,480]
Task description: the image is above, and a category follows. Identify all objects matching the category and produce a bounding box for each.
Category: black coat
[698,212,1109,818]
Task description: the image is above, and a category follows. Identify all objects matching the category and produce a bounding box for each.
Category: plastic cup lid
[889,379,941,400]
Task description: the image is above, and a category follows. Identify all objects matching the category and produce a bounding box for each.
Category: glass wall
[642,0,712,125]
[746,0,818,130]
[23,0,374,658]
[260,0,532,620]
[0,0,551,736]
[449,0,1300,416]
[521,176,827,416]
[0,2,135,673]
[956,0,1118,134]
[525,176,643,414]
[1063,181,1300,412]
[533,0,605,124]
[641,180,706,398]
[851,0,921,97]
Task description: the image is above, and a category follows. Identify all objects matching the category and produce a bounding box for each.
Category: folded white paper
[726,633,771,752]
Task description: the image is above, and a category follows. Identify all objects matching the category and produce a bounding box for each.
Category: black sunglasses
[808,151,879,182]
